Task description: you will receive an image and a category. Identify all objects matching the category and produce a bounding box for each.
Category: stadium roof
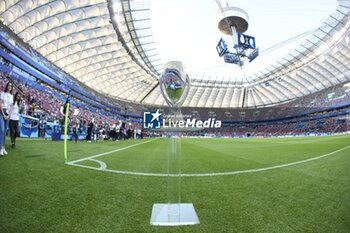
[0,0,350,108]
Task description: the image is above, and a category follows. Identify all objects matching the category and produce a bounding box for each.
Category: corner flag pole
[64,102,70,164]
[63,91,71,164]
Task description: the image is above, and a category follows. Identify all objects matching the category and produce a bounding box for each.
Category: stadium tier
[0,23,349,138]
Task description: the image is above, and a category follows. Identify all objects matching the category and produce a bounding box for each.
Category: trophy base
[150,203,200,226]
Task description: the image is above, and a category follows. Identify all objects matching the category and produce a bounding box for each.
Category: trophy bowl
[160,61,190,108]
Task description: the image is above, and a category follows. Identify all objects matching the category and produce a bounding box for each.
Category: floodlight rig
[215,1,259,66]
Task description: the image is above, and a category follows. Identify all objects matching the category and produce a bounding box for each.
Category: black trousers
[87,130,92,141]
[9,119,19,145]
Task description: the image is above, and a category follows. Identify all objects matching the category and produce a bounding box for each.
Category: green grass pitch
[0,134,349,233]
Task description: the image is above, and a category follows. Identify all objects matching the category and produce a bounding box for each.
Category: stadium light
[215,1,259,67]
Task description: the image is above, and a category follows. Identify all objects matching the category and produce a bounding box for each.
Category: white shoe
[3,148,7,155]
[0,148,3,156]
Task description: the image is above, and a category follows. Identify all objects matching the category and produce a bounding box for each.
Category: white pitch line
[87,159,107,170]
[182,145,350,177]
[69,162,169,177]
[67,144,350,177]
[67,138,159,165]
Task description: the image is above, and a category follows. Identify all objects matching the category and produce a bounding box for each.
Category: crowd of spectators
[2,70,349,140]
[192,115,349,137]
[0,73,142,141]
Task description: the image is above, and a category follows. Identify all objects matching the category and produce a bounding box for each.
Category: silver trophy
[159,61,190,109]
[150,61,199,226]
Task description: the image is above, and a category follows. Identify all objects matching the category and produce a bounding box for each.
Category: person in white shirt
[0,82,13,156]
[9,92,21,148]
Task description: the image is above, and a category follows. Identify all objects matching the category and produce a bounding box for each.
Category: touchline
[162,118,222,128]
